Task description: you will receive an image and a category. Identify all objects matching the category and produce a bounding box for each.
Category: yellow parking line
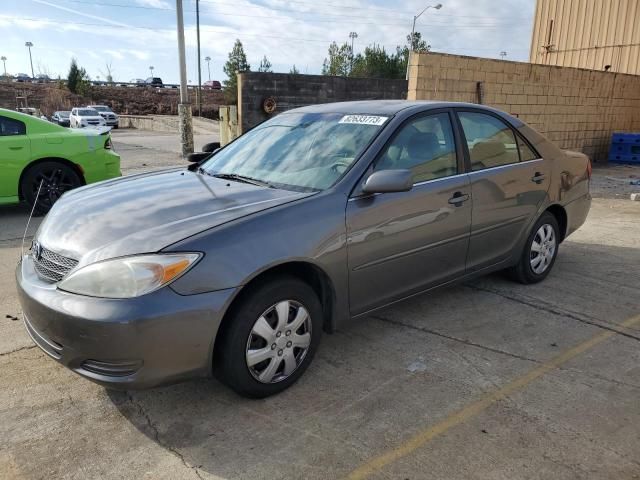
[347,314,640,480]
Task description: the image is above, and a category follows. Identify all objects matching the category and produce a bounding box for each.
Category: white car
[69,108,106,128]
[87,105,119,128]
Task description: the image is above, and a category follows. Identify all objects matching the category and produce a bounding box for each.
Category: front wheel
[21,162,83,215]
[216,277,323,398]
[508,212,560,284]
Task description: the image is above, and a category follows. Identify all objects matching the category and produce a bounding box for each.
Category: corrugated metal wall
[530,0,640,75]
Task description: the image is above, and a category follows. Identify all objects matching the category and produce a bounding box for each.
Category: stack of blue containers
[609,132,640,164]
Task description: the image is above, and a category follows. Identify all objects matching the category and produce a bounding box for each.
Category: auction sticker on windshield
[338,115,388,126]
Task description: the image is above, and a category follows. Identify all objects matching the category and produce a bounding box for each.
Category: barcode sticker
[338,115,388,126]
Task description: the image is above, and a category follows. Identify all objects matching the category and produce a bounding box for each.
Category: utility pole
[349,32,358,73]
[175,0,193,157]
[407,3,442,79]
[25,42,34,78]
[196,0,202,116]
[1,56,7,77]
[205,56,211,81]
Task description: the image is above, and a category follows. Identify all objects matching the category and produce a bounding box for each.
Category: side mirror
[362,169,413,194]
[187,152,210,163]
[202,141,221,153]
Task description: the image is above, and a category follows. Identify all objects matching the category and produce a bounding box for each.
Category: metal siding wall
[530,0,640,75]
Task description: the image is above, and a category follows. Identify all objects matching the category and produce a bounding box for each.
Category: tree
[350,44,405,79]
[67,58,90,94]
[258,55,272,73]
[321,41,352,76]
[398,32,431,67]
[289,64,300,74]
[223,39,250,103]
[99,61,114,84]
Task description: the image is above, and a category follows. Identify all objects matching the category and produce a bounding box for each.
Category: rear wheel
[217,276,323,398]
[508,212,559,284]
[21,162,83,215]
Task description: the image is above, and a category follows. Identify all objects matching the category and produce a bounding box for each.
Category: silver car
[17,101,592,397]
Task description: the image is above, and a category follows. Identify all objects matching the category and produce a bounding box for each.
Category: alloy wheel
[245,300,312,384]
[530,223,556,274]
[31,167,77,210]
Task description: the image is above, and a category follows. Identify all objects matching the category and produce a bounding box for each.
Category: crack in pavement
[465,284,640,343]
[126,393,204,480]
[370,315,640,392]
[0,345,36,357]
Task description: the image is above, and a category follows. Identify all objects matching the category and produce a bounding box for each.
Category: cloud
[135,0,171,8]
[32,0,132,28]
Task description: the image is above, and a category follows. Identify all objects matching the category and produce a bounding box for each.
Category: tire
[21,161,83,215]
[508,211,560,284]
[216,276,323,398]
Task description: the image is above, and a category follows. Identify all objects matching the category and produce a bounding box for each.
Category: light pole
[175,0,193,157]
[500,51,507,60]
[407,4,442,79]
[1,56,6,77]
[195,0,202,116]
[25,42,35,78]
[149,65,154,77]
[205,56,211,81]
[349,32,358,73]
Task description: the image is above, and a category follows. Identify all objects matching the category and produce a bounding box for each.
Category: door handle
[531,172,546,184]
[9,146,23,150]
[448,192,470,206]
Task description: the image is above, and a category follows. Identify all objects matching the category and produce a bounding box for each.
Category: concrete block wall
[408,52,640,162]
[238,72,407,134]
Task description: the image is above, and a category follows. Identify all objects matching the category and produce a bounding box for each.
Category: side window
[458,112,519,171]
[375,112,457,183]
[517,135,539,161]
[0,116,26,136]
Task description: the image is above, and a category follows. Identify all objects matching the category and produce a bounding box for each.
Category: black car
[145,77,163,88]
[51,111,71,127]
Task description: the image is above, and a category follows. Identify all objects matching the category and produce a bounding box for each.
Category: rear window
[0,116,26,136]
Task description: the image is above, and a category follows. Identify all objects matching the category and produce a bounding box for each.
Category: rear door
[0,115,30,199]
[455,109,550,271]
[346,110,471,315]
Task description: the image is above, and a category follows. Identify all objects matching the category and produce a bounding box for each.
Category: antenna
[21,179,44,258]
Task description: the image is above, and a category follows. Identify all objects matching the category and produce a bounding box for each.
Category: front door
[0,115,30,200]
[455,109,551,271]
[346,111,471,315]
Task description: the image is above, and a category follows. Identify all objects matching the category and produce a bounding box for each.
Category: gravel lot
[1,135,639,480]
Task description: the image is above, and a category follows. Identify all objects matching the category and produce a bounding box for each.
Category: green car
[0,108,121,214]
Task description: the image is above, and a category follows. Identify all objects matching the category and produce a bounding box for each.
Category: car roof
[288,100,522,125]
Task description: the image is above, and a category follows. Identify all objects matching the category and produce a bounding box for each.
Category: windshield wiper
[212,172,275,188]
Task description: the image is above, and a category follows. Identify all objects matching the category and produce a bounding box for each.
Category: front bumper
[16,255,236,389]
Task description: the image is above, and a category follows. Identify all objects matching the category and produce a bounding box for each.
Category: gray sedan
[17,101,592,397]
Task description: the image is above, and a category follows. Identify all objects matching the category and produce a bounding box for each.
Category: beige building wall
[530,0,640,75]
[408,52,640,162]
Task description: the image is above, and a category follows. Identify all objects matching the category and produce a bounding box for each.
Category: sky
[0,0,536,84]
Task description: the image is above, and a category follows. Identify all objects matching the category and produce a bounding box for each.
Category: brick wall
[238,72,407,133]
[408,52,640,162]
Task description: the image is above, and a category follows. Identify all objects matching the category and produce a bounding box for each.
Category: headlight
[58,253,201,298]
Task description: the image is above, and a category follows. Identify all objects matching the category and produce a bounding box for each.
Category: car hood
[35,169,312,266]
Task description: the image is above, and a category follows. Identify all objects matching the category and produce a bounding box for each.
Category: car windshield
[78,109,98,116]
[201,112,389,191]
[59,112,70,118]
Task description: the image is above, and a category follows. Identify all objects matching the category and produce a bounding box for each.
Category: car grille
[32,245,78,283]
[88,120,100,125]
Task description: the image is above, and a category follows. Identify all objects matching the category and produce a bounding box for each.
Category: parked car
[145,77,163,87]
[17,101,591,398]
[203,80,222,90]
[35,74,50,83]
[13,73,31,83]
[51,111,71,127]
[69,108,106,128]
[129,78,146,87]
[0,108,120,214]
[87,105,119,128]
